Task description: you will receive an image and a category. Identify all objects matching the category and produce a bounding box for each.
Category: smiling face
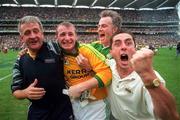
[110,32,136,69]
[20,22,44,53]
[56,24,77,52]
[98,17,117,47]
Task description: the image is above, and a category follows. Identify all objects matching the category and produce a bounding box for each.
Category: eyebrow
[113,37,133,43]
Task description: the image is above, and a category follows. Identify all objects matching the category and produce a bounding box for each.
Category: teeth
[121,54,128,61]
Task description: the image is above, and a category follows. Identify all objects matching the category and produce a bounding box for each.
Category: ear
[110,49,112,55]
[55,33,58,40]
[112,26,118,33]
[19,35,24,43]
[76,34,79,41]
[109,50,113,59]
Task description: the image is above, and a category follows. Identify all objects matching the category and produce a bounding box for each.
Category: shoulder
[80,43,96,49]
[79,43,105,60]
[80,43,102,54]
[47,41,60,49]
[91,41,101,46]
[46,41,62,55]
[79,44,95,55]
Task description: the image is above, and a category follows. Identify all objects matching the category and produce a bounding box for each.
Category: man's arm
[11,58,46,100]
[13,79,46,100]
[68,45,112,98]
[68,78,98,98]
[131,48,179,120]
[147,83,179,120]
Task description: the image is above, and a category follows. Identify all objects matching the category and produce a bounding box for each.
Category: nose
[64,34,70,40]
[29,31,36,38]
[121,42,127,50]
[98,26,102,32]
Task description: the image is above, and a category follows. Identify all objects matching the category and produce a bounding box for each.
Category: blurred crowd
[0,7,178,22]
[0,7,179,51]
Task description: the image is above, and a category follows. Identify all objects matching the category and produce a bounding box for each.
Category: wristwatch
[145,78,161,89]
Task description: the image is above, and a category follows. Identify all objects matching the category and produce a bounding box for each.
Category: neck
[103,42,110,48]
[116,65,134,78]
[27,49,38,60]
[63,48,78,56]
[28,49,38,55]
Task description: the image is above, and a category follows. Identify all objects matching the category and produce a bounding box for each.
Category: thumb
[30,78,38,87]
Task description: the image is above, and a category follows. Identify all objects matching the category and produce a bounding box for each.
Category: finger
[28,90,46,100]
[78,54,84,59]
[31,87,45,92]
[30,94,45,100]
[29,90,46,96]
[76,55,83,66]
[130,58,136,69]
[139,48,154,59]
[79,54,88,63]
[78,54,86,62]
[76,55,81,62]
[76,56,81,65]
[30,78,38,87]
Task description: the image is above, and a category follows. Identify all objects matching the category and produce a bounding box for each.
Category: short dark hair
[110,30,136,49]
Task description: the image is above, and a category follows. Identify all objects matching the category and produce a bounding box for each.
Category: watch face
[153,79,160,87]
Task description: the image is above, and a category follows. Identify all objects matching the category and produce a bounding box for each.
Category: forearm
[13,90,27,99]
[131,48,179,119]
[68,78,98,98]
[81,77,98,91]
[139,71,179,120]
[76,78,98,93]
[147,86,179,120]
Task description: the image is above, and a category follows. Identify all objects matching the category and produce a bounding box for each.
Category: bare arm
[131,48,179,120]
[139,70,179,120]
[68,78,98,98]
[147,84,179,120]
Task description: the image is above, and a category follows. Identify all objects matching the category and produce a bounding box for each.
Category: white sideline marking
[0,73,12,82]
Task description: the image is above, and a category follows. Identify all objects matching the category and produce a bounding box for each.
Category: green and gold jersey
[64,43,112,100]
[91,41,112,59]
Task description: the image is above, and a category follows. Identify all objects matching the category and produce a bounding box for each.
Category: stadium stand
[0,3,180,51]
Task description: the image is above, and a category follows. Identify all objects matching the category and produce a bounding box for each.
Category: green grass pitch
[0,48,179,119]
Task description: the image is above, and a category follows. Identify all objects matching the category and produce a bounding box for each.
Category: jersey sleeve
[11,57,24,93]
[80,44,112,88]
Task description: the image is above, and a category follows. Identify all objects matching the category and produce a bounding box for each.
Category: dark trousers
[28,103,74,120]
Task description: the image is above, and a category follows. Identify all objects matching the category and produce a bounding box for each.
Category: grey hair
[18,16,44,35]
[99,10,123,31]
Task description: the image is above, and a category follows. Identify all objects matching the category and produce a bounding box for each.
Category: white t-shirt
[107,59,165,120]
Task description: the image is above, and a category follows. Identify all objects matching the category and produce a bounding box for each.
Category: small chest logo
[44,58,55,63]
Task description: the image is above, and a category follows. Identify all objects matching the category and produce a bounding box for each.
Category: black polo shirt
[12,42,70,107]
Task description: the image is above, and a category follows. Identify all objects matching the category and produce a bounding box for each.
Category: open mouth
[30,41,38,44]
[99,33,105,38]
[29,39,38,44]
[121,54,128,61]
